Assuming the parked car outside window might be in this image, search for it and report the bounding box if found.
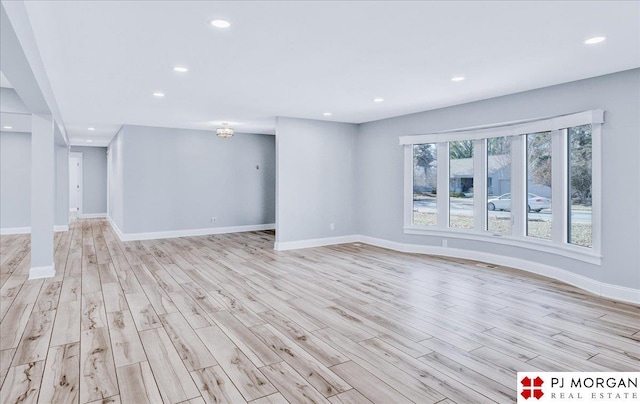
[487,193,550,212]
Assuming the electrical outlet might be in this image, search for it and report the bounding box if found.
[442,239,448,248]
[330,223,335,230]
[211,217,216,223]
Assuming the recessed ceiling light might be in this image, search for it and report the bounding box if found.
[373,98,384,102]
[153,92,165,97]
[451,76,465,82]
[173,66,188,73]
[323,112,332,116]
[88,127,95,131]
[86,139,93,143]
[210,19,231,28]
[3,126,12,129]
[584,36,606,45]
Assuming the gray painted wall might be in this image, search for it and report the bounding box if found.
[0,131,30,228]
[116,125,275,234]
[55,144,68,226]
[70,146,108,215]
[108,128,124,231]
[276,117,358,243]
[357,68,640,290]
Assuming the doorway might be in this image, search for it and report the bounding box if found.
[69,152,82,218]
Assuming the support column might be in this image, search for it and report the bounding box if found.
[29,113,55,279]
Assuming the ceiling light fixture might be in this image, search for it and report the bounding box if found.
[323,112,332,116]
[88,127,95,131]
[3,126,12,129]
[210,19,231,28]
[451,76,465,82]
[86,140,93,143]
[584,36,606,45]
[153,92,165,97]
[373,98,384,102]
[173,66,188,73]
[216,122,234,138]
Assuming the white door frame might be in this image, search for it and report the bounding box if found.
[69,152,83,216]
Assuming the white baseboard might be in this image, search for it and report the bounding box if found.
[29,263,55,280]
[79,213,107,219]
[274,235,359,251]
[270,233,639,305]
[107,216,126,240]
[107,218,275,242]
[600,283,640,304]
[357,236,406,253]
[0,226,31,235]
[1,226,69,235]
[100,216,640,304]
[357,235,639,305]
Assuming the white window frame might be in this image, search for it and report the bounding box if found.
[402,110,603,265]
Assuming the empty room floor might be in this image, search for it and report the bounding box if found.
[1,218,638,403]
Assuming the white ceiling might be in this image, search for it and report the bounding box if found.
[20,0,640,147]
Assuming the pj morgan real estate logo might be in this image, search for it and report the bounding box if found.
[517,372,639,403]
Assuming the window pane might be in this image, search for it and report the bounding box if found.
[568,125,592,247]
[449,141,474,229]
[413,144,437,226]
[487,137,511,234]
[526,132,552,239]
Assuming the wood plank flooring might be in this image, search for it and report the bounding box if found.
[1,218,639,403]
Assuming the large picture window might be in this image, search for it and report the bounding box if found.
[449,141,474,229]
[526,132,552,240]
[568,124,593,248]
[487,137,512,234]
[401,110,603,263]
[413,144,437,226]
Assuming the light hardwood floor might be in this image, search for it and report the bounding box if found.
[1,218,638,403]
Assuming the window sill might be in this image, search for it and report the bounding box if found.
[403,226,602,265]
